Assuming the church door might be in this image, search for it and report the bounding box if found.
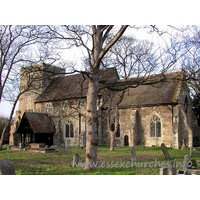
[124,135,129,146]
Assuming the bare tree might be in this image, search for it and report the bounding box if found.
[102,35,159,151]
[46,25,129,170]
[0,25,49,101]
[45,25,187,170]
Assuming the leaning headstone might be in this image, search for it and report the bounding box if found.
[181,139,187,150]
[66,139,70,149]
[161,143,171,160]
[160,167,168,175]
[130,147,137,162]
[0,159,15,175]
[72,153,80,167]
[183,155,190,171]
[169,161,176,175]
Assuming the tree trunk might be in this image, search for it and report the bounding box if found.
[84,72,99,170]
[0,125,9,150]
[84,25,128,170]
[0,93,20,150]
[107,104,119,152]
[110,132,115,151]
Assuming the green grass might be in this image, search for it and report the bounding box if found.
[0,146,199,175]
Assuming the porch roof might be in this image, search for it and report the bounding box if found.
[16,112,55,134]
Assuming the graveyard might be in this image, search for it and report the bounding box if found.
[0,145,200,175]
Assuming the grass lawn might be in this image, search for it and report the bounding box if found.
[0,146,199,175]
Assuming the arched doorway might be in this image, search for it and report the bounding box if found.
[124,135,129,146]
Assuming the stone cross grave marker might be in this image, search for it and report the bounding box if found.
[130,147,137,162]
[0,159,15,175]
[169,161,176,175]
[161,143,171,160]
[72,153,80,167]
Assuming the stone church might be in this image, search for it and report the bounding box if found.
[9,63,200,149]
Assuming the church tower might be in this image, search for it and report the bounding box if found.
[18,63,65,114]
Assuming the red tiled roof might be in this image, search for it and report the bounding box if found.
[16,112,55,134]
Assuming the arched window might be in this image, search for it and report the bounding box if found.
[70,123,74,137]
[150,115,161,137]
[111,122,120,138]
[65,122,74,138]
[65,124,69,138]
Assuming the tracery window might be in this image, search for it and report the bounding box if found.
[65,122,74,138]
[150,115,161,137]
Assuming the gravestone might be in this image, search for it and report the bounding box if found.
[181,139,187,150]
[0,159,15,175]
[72,153,80,167]
[130,147,137,162]
[19,142,24,149]
[80,131,86,147]
[80,135,86,147]
[169,161,176,175]
[190,147,193,157]
[183,155,190,171]
[161,143,171,160]
[66,139,70,149]
[160,167,168,175]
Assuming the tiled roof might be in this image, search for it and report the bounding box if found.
[104,71,183,108]
[35,67,119,102]
[16,112,55,134]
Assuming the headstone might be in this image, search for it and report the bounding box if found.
[161,143,171,160]
[66,139,70,149]
[184,170,188,175]
[183,155,190,171]
[130,147,137,162]
[19,142,24,149]
[80,132,86,147]
[169,161,176,175]
[160,167,168,175]
[190,147,193,157]
[72,153,80,167]
[181,139,187,150]
[0,159,15,175]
